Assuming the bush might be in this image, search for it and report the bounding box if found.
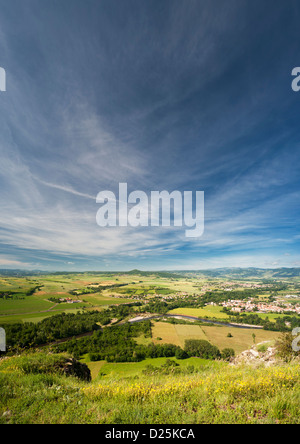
[221,348,235,361]
[184,340,221,360]
[2,352,91,381]
[257,344,268,353]
[276,332,299,362]
[175,348,189,360]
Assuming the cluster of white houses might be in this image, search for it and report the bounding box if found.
[221,299,300,315]
[219,282,273,290]
[59,297,82,304]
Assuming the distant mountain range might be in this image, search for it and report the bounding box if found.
[0,269,46,277]
[178,268,300,279]
[1,267,300,279]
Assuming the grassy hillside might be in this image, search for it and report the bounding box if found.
[1,351,300,424]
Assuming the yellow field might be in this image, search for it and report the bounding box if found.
[151,321,281,354]
[152,322,209,348]
[202,326,280,354]
[174,324,207,347]
[152,322,182,347]
[169,306,230,319]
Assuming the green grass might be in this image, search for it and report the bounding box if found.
[169,306,300,326]
[0,296,54,315]
[1,351,300,424]
[79,294,134,306]
[0,273,135,324]
[134,334,153,346]
[0,308,85,325]
[253,312,299,321]
[89,357,221,380]
[168,306,231,319]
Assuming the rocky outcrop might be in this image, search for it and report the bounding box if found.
[231,344,280,367]
[56,357,91,382]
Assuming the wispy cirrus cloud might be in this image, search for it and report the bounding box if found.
[0,0,300,270]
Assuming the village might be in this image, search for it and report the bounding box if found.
[218,282,274,291]
[221,297,300,315]
[58,297,83,304]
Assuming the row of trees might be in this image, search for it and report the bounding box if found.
[200,289,264,306]
[184,339,234,361]
[143,297,205,314]
[69,283,128,296]
[56,324,235,363]
[56,321,155,361]
[0,286,40,300]
[4,305,139,350]
[226,311,300,332]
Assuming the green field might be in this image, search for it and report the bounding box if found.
[84,357,223,381]
[168,306,230,319]
[0,308,85,325]
[0,296,54,315]
[1,270,300,424]
[0,274,136,324]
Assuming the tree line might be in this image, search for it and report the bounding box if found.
[4,305,139,350]
[225,311,300,332]
[55,322,234,363]
[0,286,40,300]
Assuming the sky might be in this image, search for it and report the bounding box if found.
[0,0,300,271]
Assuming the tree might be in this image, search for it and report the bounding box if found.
[276,332,299,362]
[221,348,235,361]
[175,348,188,360]
[184,340,221,360]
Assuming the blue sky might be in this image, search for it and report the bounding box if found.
[0,0,300,271]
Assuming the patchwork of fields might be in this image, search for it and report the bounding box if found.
[0,271,295,383]
[151,321,280,354]
[0,274,136,324]
[1,270,300,424]
[0,273,202,324]
[83,321,280,380]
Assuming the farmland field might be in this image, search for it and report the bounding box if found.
[83,357,225,380]
[0,296,54,315]
[201,325,280,354]
[0,308,86,324]
[174,324,207,347]
[152,322,182,347]
[0,271,298,356]
[0,274,136,324]
[168,306,230,319]
[150,321,280,354]
[0,269,299,426]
